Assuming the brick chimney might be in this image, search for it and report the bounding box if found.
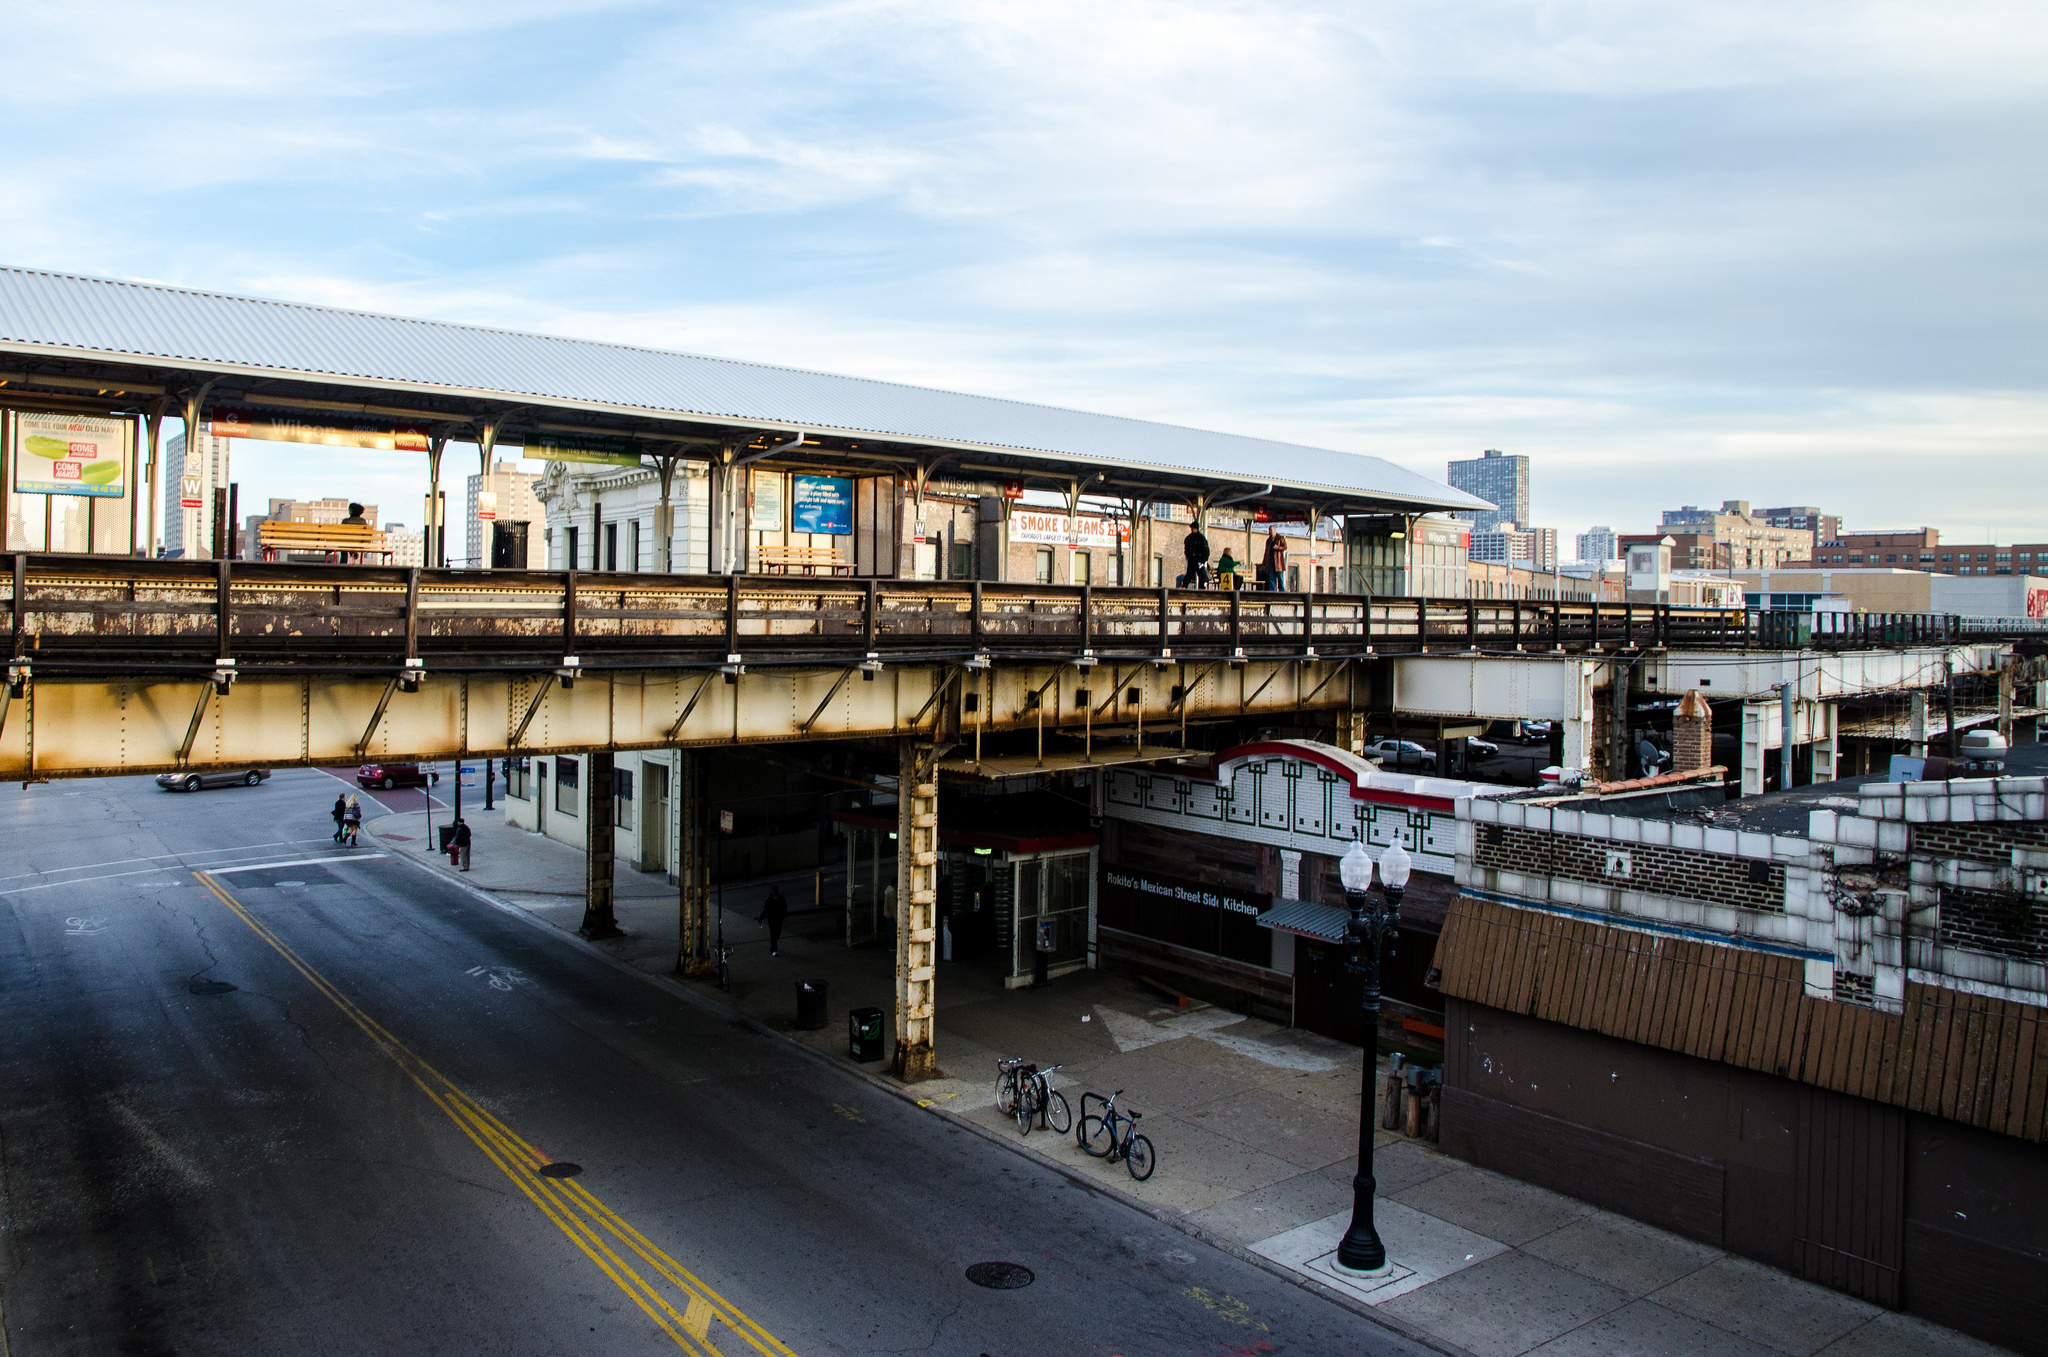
[1674,691,1713,772]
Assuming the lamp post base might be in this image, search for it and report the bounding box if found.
[1331,1257,1398,1279]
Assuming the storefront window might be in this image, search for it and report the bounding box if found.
[554,756,580,815]
[613,767,634,826]
[507,757,530,800]
[1012,851,1093,978]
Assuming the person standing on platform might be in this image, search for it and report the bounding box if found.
[1182,525,1210,588]
[1262,527,1288,592]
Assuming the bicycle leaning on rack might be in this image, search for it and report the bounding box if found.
[993,1058,1072,1137]
[1077,1089,1155,1180]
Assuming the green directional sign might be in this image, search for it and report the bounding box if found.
[523,433,643,467]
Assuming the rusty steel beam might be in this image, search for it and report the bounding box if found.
[894,741,939,1082]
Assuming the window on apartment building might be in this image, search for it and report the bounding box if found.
[629,520,641,572]
[2022,553,2035,562]
[507,757,530,800]
[1997,568,2012,576]
[566,526,579,571]
[613,767,634,826]
[1034,548,1052,584]
[1996,552,2011,561]
[604,523,618,572]
[1941,553,1952,562]
[1152,555,1164,587]
[1920,554,1936,562]
[1848,554,1863,562]
[1071,551,1091,585]
[1977,553,1990,562]
[554,757,580,816]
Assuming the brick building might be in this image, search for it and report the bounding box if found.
[1658,501,1815,569]
[1439,767,2048,1353]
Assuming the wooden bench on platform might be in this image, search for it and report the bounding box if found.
[258,520,393,563]
[754,544,851,576]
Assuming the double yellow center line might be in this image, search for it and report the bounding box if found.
[197,871,796,1357]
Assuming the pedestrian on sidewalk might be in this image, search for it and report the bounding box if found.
[331,792,347,843]
[757,885,788,956]
[452,819,472,872]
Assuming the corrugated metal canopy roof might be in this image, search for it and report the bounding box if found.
[1257,898,1353,943]
[0,266,1488,514]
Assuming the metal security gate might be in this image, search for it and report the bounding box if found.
[1794,1086,1905,1307]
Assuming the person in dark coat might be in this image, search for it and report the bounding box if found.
[1261,528,1288,591]
[1183,527,1210,588]
[757,885,789,956]
[332,793,348,842]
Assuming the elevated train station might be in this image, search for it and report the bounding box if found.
[0,266,2024,1080]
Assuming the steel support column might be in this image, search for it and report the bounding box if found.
[675,750,711,973]
[581,751,621,938]
[894,739,939,1082]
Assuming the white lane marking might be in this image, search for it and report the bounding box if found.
[64,916,109,935]
[0,838,340,883]
[1,852,379,896]
[206,855,385,875]
[467,965,530,991]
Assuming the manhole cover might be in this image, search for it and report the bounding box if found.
[538,1162,582,1179]
[965,1262,1034,1289]
[189,980,238,995]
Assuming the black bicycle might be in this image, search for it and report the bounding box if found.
[1078,1090,1155,1180]
[994,1059,1071,1137]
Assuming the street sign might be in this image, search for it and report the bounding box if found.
[180,474,204,509]
[477,490,498,522]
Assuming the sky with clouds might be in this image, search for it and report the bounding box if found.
[3,1,2043,549]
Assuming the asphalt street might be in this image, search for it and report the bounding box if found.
[0,768,1418,1357]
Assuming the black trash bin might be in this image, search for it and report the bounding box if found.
[437,824,458,851]
[796,979,829,1031]
[848,1006,884,1062]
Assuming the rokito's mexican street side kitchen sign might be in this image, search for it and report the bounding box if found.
[12,411,131,497]
[209,409,430,452]
[1098,868,1272,967]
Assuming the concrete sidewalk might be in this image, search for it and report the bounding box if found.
[373,807,2013,1357]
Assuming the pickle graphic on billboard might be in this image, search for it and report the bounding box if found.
[12,412,131,498]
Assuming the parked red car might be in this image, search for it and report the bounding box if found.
[357,763,440,790]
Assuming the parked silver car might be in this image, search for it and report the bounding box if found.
[156,768,271,792]
[1367,738,1437,772]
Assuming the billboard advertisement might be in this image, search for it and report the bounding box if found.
[210,408,429,452]
[521,433,643,467]
[790,475,852,535]
[1010,510,1129,549]
[12,411,131,497]
[749,470,784,529]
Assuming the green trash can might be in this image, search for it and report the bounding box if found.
[848,1006,884,1063]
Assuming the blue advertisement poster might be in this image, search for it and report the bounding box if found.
[790,475,853,536]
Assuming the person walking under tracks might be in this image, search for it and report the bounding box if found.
[757,885,789,957]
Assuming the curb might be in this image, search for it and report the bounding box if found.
[380,845,1471,1357]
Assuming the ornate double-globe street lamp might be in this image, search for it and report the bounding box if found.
[1335,837,1410,1274]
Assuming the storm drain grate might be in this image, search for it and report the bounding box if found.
[188,980,238,995]
[538,1162,582,1179]
[965,1262,1034,1289]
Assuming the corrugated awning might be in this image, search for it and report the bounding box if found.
[1258,898,1353,943]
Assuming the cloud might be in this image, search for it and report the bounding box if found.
[0,0,2039,546]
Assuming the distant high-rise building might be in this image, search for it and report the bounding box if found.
[160,430,232,559]
[1447,449,1529,533]
[382,523,425,569]
[1576,526,1619,562]
[465,461,546,569]
[1470,526,1558,572]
